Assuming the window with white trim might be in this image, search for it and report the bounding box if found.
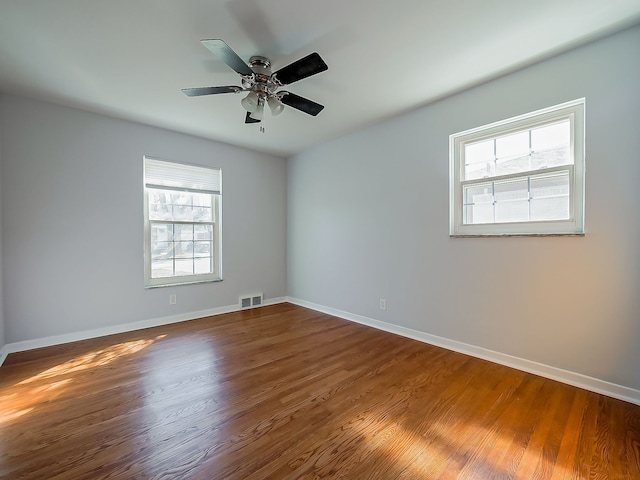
[450,99,585,236]
[144,157,222,287]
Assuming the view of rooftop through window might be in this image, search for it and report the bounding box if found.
[462,120,572,225]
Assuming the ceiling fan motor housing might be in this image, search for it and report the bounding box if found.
[244,56,280,99]
[248,56,272,76]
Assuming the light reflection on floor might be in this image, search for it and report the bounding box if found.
[136,335,222,475]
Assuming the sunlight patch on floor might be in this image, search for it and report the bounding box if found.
[356,406,531,478]
[357,406,570,479]
[0,335,166,425]
[18,335,166,385]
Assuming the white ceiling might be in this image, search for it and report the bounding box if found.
[1,1,639,157]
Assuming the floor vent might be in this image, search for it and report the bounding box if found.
[240,293,264,309]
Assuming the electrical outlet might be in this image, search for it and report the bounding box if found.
[379,298,387,311]
[169,294,177,305]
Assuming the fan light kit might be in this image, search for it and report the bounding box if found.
[182,39,328,125]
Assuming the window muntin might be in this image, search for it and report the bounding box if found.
[462,168,570,225]
[450,99,584,236]
[149,191,215,279]
[464,120,571,181]
[144,157,221,287]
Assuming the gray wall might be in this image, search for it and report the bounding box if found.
[0,95,4,349]
[288,25,640,390]
[1,95,287,343]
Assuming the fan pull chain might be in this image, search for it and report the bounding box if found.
[259,112,266,133]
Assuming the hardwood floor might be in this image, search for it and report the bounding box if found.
[1,303,639,479]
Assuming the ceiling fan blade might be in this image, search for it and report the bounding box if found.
[201,39,253,76]
[273,52,328,85]
[182,86,242,97]
[245,112,261,124]
[279,91,325,116]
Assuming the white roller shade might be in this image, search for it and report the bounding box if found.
[144,156,221,194]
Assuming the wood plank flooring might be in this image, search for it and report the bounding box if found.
[1,303,639,479]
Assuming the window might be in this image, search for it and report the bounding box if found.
[143,157,222,287]
[449,99,585,236]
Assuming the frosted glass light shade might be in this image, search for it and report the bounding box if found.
[241,92,259,112]
[249,101,264,120]
[267,97,285,116]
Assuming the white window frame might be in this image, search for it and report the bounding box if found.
[143,156,222,288]
[449,99,585,236]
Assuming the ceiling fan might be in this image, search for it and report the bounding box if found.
[182,39,328,124]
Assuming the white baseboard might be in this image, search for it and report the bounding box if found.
[0,347,8,367]
[3,296,638,406]
[0,297,287,367]
[287,297,640,406]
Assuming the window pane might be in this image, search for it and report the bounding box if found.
[174,241,193,259]
[464,139,494,180]
[493,178,529,223]
[494,178,528,202]
[149,192,173,221]
[172,207,193,222]
[151,241,173,261]
[531,148,570,170]
[192,193,213,213]
[530,171,569,198]
[462,170,570,226]
[149,189,214,222]
[464,183,493,205]
[171,192,195,222]
[463,122,572,182]
[193,206,213,222]
[496,131,529,160]
[151,259,173,278]
[495,200,529,223]
[530,171,570,221]
[495,154,531,177]
[193,224,213,239]
[463,183,494,224]
[151,223,173,243]
[194,241,211,258]
[464,203,494,224]
[531,121,571,169]
[194,257,213,274]
[148,221,216,277]
[530,197,569,221]
[531,121,570,150]
[174,224,194,241]
[174,259,194,276]
[169,192,183,204]
[492,130,530,178]
[466,139,494,163]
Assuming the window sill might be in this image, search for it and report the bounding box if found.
[450,233,585,238]
[145,277,223,289]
